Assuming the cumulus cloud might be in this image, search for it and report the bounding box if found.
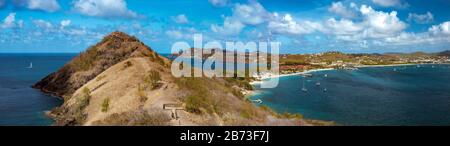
[359,5,406,38]
[211,17,245,36]
[383,22,450,46]
[325,6,448,48]
[165,28,196,39]
[208,0,229,7]
[268,13,323,35]
[1,13,23,29]
[232,2,271,25]
[372,0,407,7]
[319,4,408,45]
[12,0,60,12]
[1,13,16,28]
[429,21,450,36]
[325,18,363,35]
[165,30,184,39]
[60,20,71,28]
[211,1,274,36]
[328,2,357,18]
[408,12,434,24]
[33,19,53,30]
[27,0,60,12]
[172,14,189,24]
[73,0,139,18]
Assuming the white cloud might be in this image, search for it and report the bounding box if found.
[359,5,406,38]
[325,18,363,35]
[328,2,357,18]
[232,2,270,25]
[1,13,23,29]
[165,28,196,39]
[1,13,16,29]
[408,12,434,24]
[372,0,407,7]
[383,23,450,46]
[429,21,450,36]
[208,0,229,7]
[11,0,60,12]
[268,13,323,35]
[73,0,139,18]
[165,30,184,39]
[321,4,408,44]
[60,20,71,28]
[172,14,189,24]
[211,1,273,36]
[211,17,245,36]
[27,0,60,12]
[33,19,53,29]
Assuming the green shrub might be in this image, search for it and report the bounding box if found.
[240,110,251,119]
[101,98,110,113]
[71,47,99,71]
[144,70,162,90]
[137,84,147,103]
[175,78,213,114]
[122,61,133,69]
[185,95,210,114]
[279,112,303,119]
[72,87,91,124]
[79,87,91,109]
[93,109,171,126]
[95,75,106,82]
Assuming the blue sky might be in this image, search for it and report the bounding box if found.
[0,0,449,54]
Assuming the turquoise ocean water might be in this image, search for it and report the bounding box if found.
[251,64,450,126]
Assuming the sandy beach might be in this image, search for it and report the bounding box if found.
[250,63,438,84]
[250,68,335,85]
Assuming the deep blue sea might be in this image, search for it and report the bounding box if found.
[251,64,450,126]
[0,54,76,126]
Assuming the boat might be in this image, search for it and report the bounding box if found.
[393,68,397,71]
[324,74,328,78]
[301,77,308,92]
[252,99,262,104]
[323,88,327,92]
[316,82,321,86]
[26,62,33,69]
[302,88,308,92]
[302,73,313,77]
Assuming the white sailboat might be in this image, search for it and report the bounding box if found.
[252,99,263,104]
[301,77,307,92]
[26,62,33,69]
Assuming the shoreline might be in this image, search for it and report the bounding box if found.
[250,63,445,85]
[243,63,448,125]
[245,63,447,97]
[249,68,335,85]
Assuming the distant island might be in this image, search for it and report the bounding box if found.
[276,51,450,75]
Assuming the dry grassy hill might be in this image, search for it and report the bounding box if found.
[35,31,332,126]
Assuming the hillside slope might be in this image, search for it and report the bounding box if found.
[33,31,159,98]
